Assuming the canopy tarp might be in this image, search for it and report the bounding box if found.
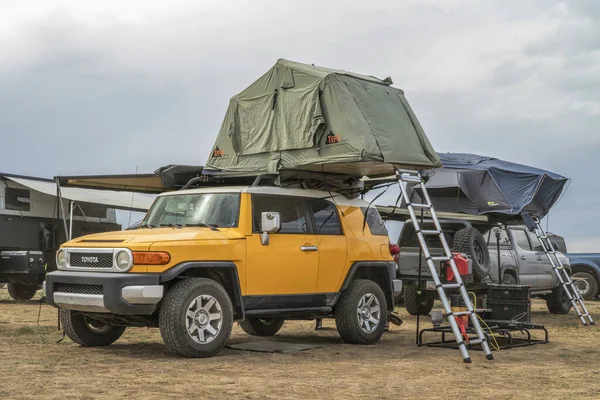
[205,59,441,177]
[8,177,156,212]
[410,153,569,220]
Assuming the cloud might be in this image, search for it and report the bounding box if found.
[1,0,599,248]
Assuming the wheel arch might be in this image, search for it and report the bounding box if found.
[570,261,600,283]
[340,262,395,310]
[160,262,244,320]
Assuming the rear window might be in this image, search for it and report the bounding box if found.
[399,221,448,248]
[361,207,388,236]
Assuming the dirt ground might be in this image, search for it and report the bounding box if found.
[0,288,598,400]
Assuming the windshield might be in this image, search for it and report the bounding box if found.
[142,193,240,228]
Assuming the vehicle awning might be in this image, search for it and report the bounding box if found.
[56,174,165,193]
[7,177,155,212]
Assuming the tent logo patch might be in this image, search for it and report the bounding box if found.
[212,146,225,157]
[326,131,341,145]
[487,201,500,207]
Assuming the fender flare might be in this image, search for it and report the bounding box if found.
[160,261,244,319]
[340,261,396,310]
[569,260,600,283]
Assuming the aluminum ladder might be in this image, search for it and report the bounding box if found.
[397,169,494,363]
[527,216,594,326]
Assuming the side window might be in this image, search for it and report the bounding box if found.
[253,195,311,234]
[309,199,342,235]
[361,207,388,236]
[5,188,31,212]
[512,230,532,251]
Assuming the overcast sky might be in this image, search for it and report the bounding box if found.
[1,0,599,251]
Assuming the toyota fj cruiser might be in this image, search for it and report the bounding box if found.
[44,186,401,357]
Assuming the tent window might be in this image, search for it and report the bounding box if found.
[5,188,31,211]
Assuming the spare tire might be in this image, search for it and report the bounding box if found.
[453,227,491,283]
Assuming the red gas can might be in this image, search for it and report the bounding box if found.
[445,252,473,282]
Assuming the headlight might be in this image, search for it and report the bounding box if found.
[56,250,67,269]
[115,250,133,271]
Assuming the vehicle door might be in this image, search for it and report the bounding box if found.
[508,228,539,287]
[528,231,556,289]
[308,198,347,293]
[246,195,319,298]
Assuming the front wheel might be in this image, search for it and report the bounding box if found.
[7,283,38,301]
[159,278,233,358]
[239,318,284,336]
[335,279,387,345]
[60,310,126,346]
[546,285,572,314]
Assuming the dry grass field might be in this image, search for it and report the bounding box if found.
[0,287,598,400]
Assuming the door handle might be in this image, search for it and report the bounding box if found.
[537,256,543,261]
[301,245,318,252]
[520,256,526,260]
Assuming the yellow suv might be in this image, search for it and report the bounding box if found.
[45,185,401,357]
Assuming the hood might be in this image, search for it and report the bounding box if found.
[65,227,244,247]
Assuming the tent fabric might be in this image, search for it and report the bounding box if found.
[205,59,441,177]
[411,153,568,220]
[7,177,156,212]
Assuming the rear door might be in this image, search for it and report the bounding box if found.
[308,199,347,293]
[528,231,555,289]
[508,228,539,287]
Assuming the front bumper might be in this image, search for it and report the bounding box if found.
[44,271,163,315]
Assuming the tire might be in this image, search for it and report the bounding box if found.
[159,278,233,358]
[239,318,284,336]
[572,271,599,300]
[7,283,38,300]
[453,227,491,282]
[60,309,126,346]
[403,285,435,316]
[502,272,517,285]
[335,279,387,345]
[546,285,573,314]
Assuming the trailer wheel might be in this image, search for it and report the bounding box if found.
[453,228,491,283]
[61,310,126,346]
[7,283,38,301]
[403,285,435,315]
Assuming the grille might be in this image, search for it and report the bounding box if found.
[69,253,113,269]
[54,283,103,295]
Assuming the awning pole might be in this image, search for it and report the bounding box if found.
[56,181,69,242]
[69,201,74,241]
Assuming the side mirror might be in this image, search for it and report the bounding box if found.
[260,212,281,245]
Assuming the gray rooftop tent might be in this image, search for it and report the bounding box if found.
[409,153,569,221]
[204,59,441,179]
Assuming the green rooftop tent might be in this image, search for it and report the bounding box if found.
[205,59,441,178]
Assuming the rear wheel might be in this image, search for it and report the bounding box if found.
[7,283,38,301]
[159,278,233,358]
[61,310,126,346]
[403,285,435,316]
[239,318,284,336]
[572,271,599,300]
[502,272,517,285]
[335,279,387,345]
[546,285,572,314]
[453,228,490,282]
